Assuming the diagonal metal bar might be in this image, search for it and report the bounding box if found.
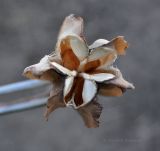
[0,80,50,115]
[0,80,48,95]
[0,97,47,115]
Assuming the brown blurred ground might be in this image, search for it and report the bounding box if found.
[0,0,160,151]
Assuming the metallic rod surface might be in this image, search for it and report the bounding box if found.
[0,98,47,115]
[0,80,48,95]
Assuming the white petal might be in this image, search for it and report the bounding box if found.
[69,36,88,61]
[23,55,50,76]
[109,76,135,89]
[33,55,50,74]
[80,73,115,82]
[88,47,114,61]
[82,80,97,106]
[64,76,74,97]
[50,62,77,76]
[91,73,115,82]
[58,14,84,40]
[89,39,109,49]
[55,14,85,58]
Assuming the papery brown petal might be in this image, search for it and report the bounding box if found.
[98,84,123,97]
[44,79,65,120]
[60,37,80,70]
[83,60,100,72]
[39,70,61,81]
[77,99,102,128]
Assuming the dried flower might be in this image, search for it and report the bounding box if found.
[23,14,134,128]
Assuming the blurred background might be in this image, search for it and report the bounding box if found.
[0,0,159,150]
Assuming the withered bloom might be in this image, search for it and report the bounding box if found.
[23,14,134,128]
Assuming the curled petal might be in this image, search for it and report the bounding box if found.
[23,55,60,81]
[89,39,109,49]
[69,36,88,61]
[89,36,128,55]
[55,14,88,66]
[84,36,128,71]
[105,67,135,89]
[109,76,135,89]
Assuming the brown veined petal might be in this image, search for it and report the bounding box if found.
[23,55,61,82]
[77,99,103,128]
[83,50,117,72]
[98,84,123,97]
[60,36,80,70]
[60,35,88,70]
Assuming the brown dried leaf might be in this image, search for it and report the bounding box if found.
[77,99,102,128]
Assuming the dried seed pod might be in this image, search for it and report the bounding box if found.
[23,14,134,128]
